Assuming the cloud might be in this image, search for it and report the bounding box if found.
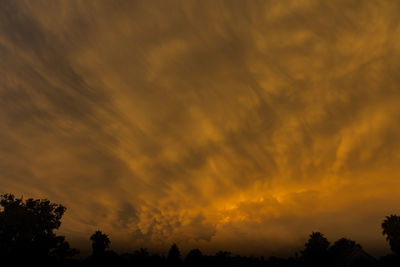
[1,0,400,257]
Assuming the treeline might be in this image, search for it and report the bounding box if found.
[1,193,399,267]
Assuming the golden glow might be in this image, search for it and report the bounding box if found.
[1,0,400,257]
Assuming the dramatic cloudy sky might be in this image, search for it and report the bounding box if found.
[1,0,400,257]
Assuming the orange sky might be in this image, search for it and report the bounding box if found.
[1,0,400,257]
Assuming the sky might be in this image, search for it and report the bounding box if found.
[1,0,400,257]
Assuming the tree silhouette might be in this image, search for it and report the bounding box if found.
[330,238,362,263]
[90,230,110,256]
[167,243,182,267]
[215,251,232,267]
[185,248,203,267]
[0,193,78,263]
[382,214,400,255]
[301,232,331,266]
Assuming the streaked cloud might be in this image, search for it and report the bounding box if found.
[1,0,400,256]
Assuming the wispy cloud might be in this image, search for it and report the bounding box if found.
[1,0,400,256]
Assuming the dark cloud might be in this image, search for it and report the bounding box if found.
[1,0,400,257]
[115,202,140,229]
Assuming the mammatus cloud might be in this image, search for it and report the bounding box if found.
[1,0,400,256]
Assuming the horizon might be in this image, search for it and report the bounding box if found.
[1,0,400,259]
[0,193,394,259]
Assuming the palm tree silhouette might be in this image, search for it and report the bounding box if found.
[301,232,331,266]
[382,215,400,255]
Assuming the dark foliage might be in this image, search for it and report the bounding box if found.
[0,192,399,267]
[300,231,331,266]
[167,243,183,267]
[382,215,400,255]
[330,238,362,263]
[185,249,204,267]
[0,193,78,264]
[90,230,110,256]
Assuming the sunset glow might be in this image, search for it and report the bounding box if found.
[1,0,400,257]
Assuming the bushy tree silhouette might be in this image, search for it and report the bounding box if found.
[185,248,203,267]
[330,238,362,264]
[4,192,399,266]
[0,193,78,263]
[301,232,331,266]
[90,230,110,256]
[382,215,400,255]
[167,243,182,267]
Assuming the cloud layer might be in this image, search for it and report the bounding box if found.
[1,0,400,256]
